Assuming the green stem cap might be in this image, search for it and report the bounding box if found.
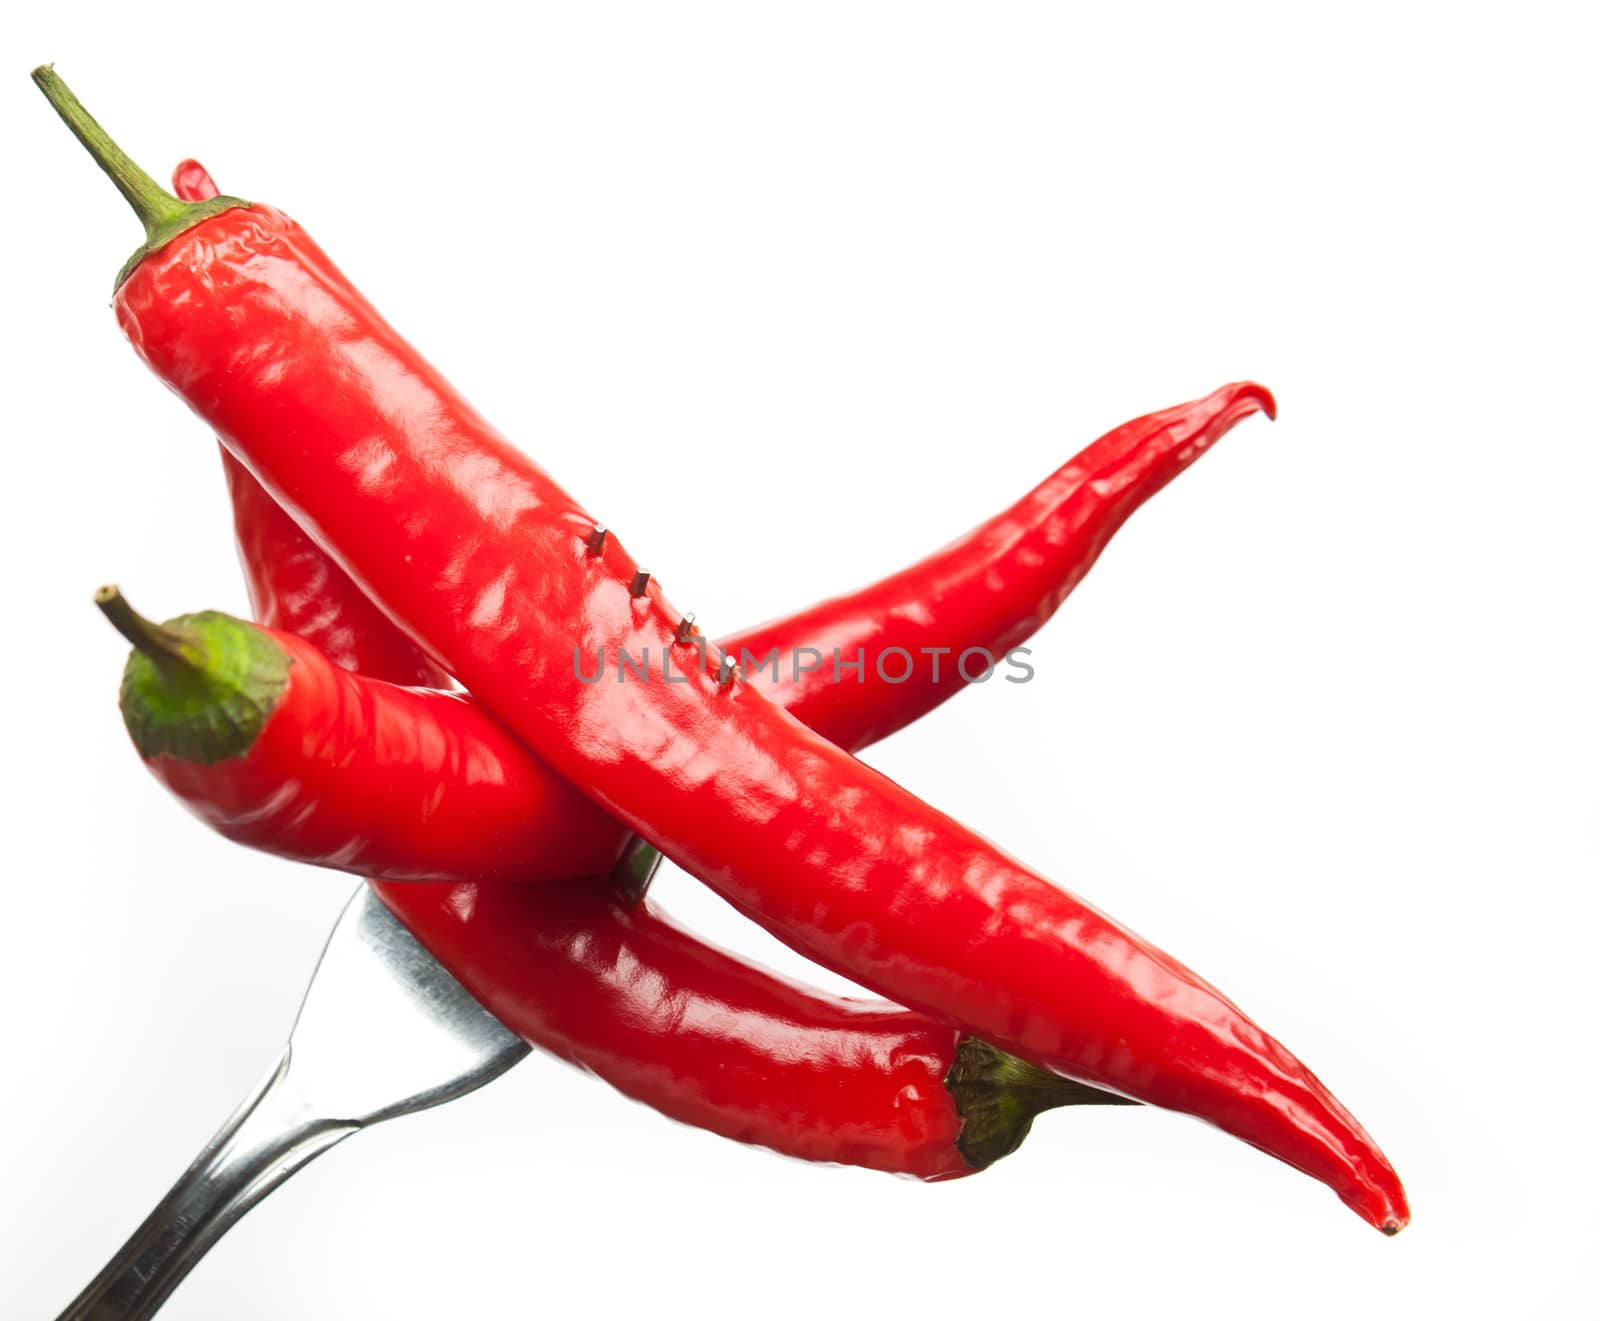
[947,1037,1139,1172]
[31,65,249,290]
[96,586,291,765]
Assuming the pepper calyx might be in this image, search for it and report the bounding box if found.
[946,1036,1138,1171]
[96,586,290,765]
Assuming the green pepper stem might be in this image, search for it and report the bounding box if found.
[31,65,249,290]
[31,66,187,237]
[94,585,203,675]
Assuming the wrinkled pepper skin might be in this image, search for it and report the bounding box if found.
[113,203,1403,1231]
[371,875,974,1178]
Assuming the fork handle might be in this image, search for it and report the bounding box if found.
[58,1046,356,1320]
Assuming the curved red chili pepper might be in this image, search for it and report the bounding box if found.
[43,74,1405,1230]
[717,389,1276,749]
[123,616,632,883]
[166,149,1280,887]
[171,159,1279,889]
[370,874,1128,1179]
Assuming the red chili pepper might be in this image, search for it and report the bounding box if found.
[97,586,629,882]
[100,586,1130,1176]
[373,875,1133,1177]
[166,155,1278,889]
[42,71,1406,1230]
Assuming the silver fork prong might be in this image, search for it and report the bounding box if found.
[57,885,531,1321]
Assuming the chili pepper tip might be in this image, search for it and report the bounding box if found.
[1230,381,1276,422]
[172,158,219,202]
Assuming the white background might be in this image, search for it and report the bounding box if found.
[2,3,1596,1317]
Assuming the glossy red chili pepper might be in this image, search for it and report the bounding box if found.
[42,71,1406,1230]
[372,874,1131,1177]
[157,158,1273,890]
[98,588,629,883]
[102,589,1130,1176]
[172,152,1280,891]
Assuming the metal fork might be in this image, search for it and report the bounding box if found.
[57,884,532,1320]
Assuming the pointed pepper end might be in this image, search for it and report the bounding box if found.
[1341,1171,1409,1236]
[172,158,220,203]
[1234,380,1277,422]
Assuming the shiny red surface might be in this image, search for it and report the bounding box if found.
[221,447,446,687]
[145,628,630,884]
[373,876,970,1178]
[176,164,446,690]
[116,200,1406,1230]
